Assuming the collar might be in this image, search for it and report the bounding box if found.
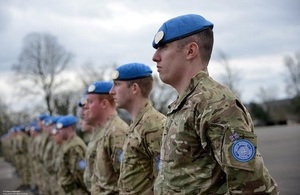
[167,69,209,114]
[129,101,153,130]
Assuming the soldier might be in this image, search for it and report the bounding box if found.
[27,121,41,194]
[43,115,63,195]
[35,113,50,195]
[83,81,128,194]
[52,115,88,195]
[78,95,93,145]
[110,62,166,194]
[13,125,31,190]
[151,14,279,194]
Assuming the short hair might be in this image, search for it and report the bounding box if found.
[126,76,153,98]
[177,28,214,66]
[97,94,115,107]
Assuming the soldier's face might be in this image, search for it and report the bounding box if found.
[84,94,103,126]
[152,41,187,87]
[53,133,62,144]
[110,80,132,110]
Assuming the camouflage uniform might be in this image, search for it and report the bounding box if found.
[119,102,166,194]
[154,70,279,194]
[92,114,128,194]
[57,134,88,195]
[13,131,30,187]
[44,138,64,195]
[31,132,43,192]
[82,131,93,145]
[84,126,101,192]
[37,131,50,194]
[27,134,36,189]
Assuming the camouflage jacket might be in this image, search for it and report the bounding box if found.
[92,114,128,195]
[57,134,88,195]
[119,102,166,195]
[154,70,279,194]
[84,126,102,192]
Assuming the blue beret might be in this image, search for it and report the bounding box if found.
[31,124,41,132]
[55,115,77,130]
[39,113,49,121]
[16,125,26,132]
[86,81,113,94]
[42,116,60,126]
[112,63,152,80]
[152,14,214,49]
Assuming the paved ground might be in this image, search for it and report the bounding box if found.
[0,158,33,195]
[255,124,300,195]
[0,124,299,194]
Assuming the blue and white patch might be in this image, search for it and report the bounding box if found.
[156,156,160,171]
[118,150,123,163]
[78,159,86,170]
[231,139,255,162]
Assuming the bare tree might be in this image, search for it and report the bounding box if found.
[12,32,73,114]
[151,75,177,114]
[53,90,79,116]
[218,50,242,98]
[0,98,13,135]
[256,86,277,116]
[77,62,118,89]
[284,53,300,116]
[284,53,300,97]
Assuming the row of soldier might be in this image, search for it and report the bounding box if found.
[1,62,165,195]
[1,14,279,194]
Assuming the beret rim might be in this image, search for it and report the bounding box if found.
[153,26,213,49]
[114,74,152,81]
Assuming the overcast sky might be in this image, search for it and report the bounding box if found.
[0,0,299,111]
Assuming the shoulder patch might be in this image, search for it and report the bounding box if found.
[118,150,123,163]
[78,159,86,170]
[231,139,255,162]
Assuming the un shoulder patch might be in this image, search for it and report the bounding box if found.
[231,139,255,162]
[78,159,86,170]
[118,150,123,163]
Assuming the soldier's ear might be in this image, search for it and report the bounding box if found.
[186,42,199,60]
[131,83,140,95]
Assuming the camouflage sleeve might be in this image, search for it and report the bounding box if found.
[68,145,86,187]
[108,128,125,176]
[203,100,278,193]
[43,141,55,173]
[58,145,85,190]
[144,120,165,175]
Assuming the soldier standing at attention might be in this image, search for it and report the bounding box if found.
[13,125,30,190]
[78,95,93,145]
[151,14,279,194]
[110,63,166,194]
[52,115,89,195]
[36,113,50,195]
[27,121,42,194]
[83,81,128,194]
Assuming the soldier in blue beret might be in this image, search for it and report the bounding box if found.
[83,81,128,194]
[13,123,31,191]
[35,113,54,195]
[110,62,166,194]
[152,14,279,194]
[42,115,64,195]
[77,94,93,145]
[52,115,89,194]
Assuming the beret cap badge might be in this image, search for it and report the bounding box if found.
[88,84,96,93]
[111,70,119,80]
[56,123,63,129]
[154,31,164,44]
